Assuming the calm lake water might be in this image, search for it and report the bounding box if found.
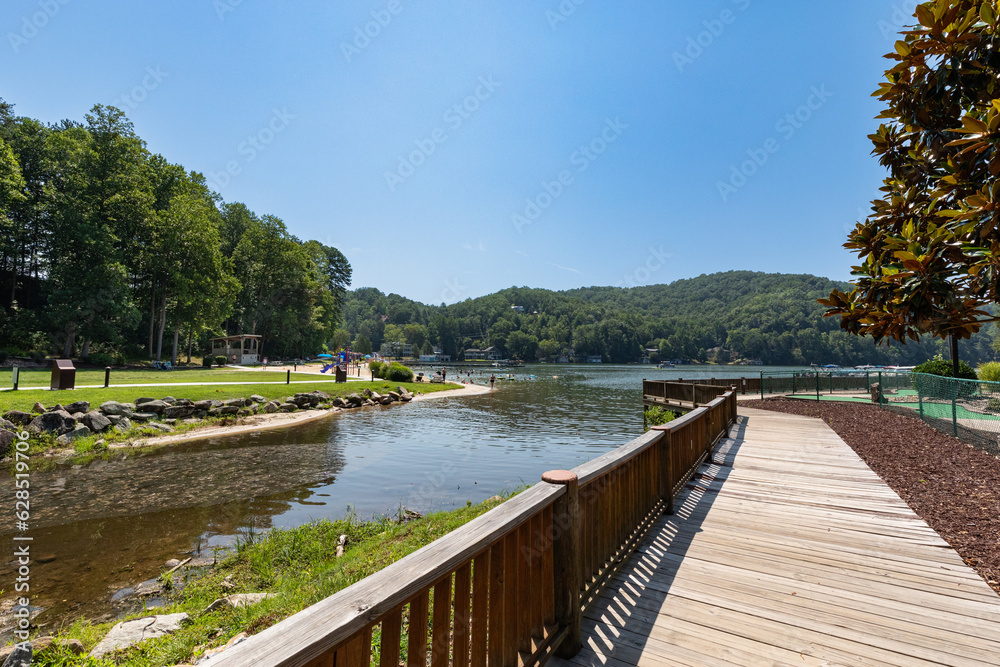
[1,364,800,630]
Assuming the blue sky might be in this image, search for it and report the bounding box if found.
[0,0,917,304]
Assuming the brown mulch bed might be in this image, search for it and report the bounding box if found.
[743,398,1000,595]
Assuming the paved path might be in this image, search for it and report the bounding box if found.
[553,407,1000,666]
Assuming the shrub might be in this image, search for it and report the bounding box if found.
[914,354,977,379]
[914,354,977,398]
[215,355,227,366]
[385,362,414,382]
[368,361,386,378]
[978,361,1000,383]
[88,352,114,367]
[644,406,676,431]
[202,356,214,368]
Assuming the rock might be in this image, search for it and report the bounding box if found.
[174,398,193,407]
[379,396,392,405]
[56,423,92,445]
[250,394,266,403]
[83,411,112,433]
[131,412,158,423]
[106,414,123,425]
[278,403,297,412]
[332,397,347,408]
[145,422,173,433]
[135,397,157,405]
[0,430,14,454]
[28,410,76,435]
[370,392,382,401]
[0,418,15,431]
[262,401,280,414]
[134,579,163,596]
[400,393,412,402]
[193,400,213,410]
[31,402,45,414]
[194,631,248,663]
[64,400,90,414]
[222,398,247,408]
[164,558,181,568]
[4,411,32,426]
[47,404,65,412]
[388,391,401,401]
[70,412,86,421]
[138,400,169,414]
[364,399,376,406]
[220,575,235,590]
[113,417,133,434]
[346,393,363,405]
[193,410,207,419]
[1,642,30,666]
[163,405,194,419]
[100,401,133,418]
[89,613,189,658]
[362,388,373,398]
[237,408,251,417]
[160,396,177,404]
[202,593,273,614]
[32,636,84,657]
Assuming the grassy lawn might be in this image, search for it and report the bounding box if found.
[33,494,513,666]
[3,367,327,389]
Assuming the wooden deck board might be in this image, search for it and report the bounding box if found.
[550,408,1000,666]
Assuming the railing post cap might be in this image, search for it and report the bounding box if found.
[542,469,578,485]
[650,424,672,432]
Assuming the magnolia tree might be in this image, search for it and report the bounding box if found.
[821,0,1000,373]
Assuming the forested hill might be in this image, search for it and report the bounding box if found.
[340,272,996,366]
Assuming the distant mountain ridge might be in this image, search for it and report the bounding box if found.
[339,271,994,365]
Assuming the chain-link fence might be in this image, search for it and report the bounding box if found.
[759,370,913,398]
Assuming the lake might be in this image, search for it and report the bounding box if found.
[0,364,799,631]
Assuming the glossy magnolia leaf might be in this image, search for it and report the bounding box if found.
[982,2,996,25]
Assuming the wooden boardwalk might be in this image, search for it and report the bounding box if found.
[552,408,1000,666]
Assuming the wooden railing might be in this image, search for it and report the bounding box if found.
[214,392,738,667]
[645,377,761,395]
[643,380,734,406]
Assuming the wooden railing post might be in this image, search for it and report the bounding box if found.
[651,426,673,515]
[542,470,582,658]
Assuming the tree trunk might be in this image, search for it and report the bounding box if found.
[950,334,960,377]
[81,338,90,358]
[186,327,194,363]
[171,327,179,366]
[62,323,75,358]
[155,291,167,362]
[147,286,157,359]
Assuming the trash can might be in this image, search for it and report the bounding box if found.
[335,366,347,383]
[51,359,76,390]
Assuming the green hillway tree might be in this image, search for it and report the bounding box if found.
[822,0,1000,373]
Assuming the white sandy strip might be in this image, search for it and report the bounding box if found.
[115,382,492,450]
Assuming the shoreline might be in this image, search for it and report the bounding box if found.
[111,381,492,450]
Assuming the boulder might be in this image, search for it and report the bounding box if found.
[279,403,298,412]
[113,417,133,433]
[379,396,393,405]
[55,423,92,445]
[388,391,401,401]
[193,400,213,410]
[364,399,376,406]
[173,399,193,407]
[4,411,32,426]
[222,398,247,408]
[64,400,90,414]
[250,394,266,403]
[131,412,158,423]
[47,404,65,412]
[135,397,157,405]
[83,411,112,433]
[193,410,207,419]
[163,405,194,419]
[332,397,347,408]
[70,412,86,421]
[138,400,169,414]
[0,418,16,431]
[88,613,189,658]
[100,401,133,418]
[160,396,177,404]
[218,405,239,415]
[144,422,173,433]
[362,388,373,398]
[0,430,15,455]
[202,592,273,614]
[370,392,382,401]
[0,642,30,666]
[310,390,330,400]
[262,401,280,414]
[31,402,45,414]
[28,410,76,435]
[346,393,363,406]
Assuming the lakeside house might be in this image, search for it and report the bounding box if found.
[420,347,451,362]
[465,346,503,361]
[210,334,262,364]
[380,342,413,358]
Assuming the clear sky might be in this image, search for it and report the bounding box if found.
[0,0,916,304]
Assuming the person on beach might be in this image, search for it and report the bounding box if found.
[262,357,268,369]
[490,374,495,390]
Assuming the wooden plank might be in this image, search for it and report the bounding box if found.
[430,576,451,667]
[378,608,402,667]
[487,542,505,666]
[453,563,471,667]
[503,528,518,666]
[407,591,429,667]
[470,550,490,667]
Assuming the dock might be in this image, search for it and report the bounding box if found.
[551,408,1000,666]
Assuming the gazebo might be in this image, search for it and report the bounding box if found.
[210,334,263,365]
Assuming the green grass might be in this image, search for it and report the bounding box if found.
[3,368,327,389]
[31,494,515,667]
